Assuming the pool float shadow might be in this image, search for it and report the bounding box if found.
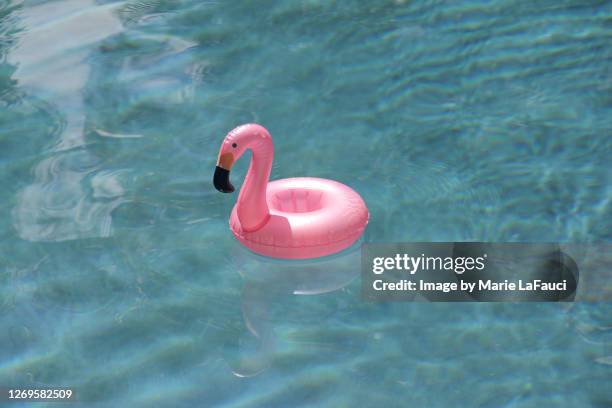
[222,239,361,377]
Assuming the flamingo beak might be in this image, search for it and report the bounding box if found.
[214,152,235,193]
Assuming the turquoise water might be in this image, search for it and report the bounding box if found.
[1,0,611,406]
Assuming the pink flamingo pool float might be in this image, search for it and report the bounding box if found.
[213,124,369,259]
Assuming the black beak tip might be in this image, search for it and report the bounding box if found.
[213,166,235,193]
[219,185,235,193]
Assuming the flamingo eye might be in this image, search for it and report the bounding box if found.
[232,143,237,148]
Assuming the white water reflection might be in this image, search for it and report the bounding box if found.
[9,0,202,242]
[227,241,360,377]
[9,0,125,149]
[13,151,127,241]
[9,0,127,241]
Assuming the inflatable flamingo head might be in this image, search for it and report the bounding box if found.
[213,124,272,193]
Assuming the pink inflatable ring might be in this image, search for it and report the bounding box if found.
[213,124,369,259]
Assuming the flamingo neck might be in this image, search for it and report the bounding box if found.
[236,137,273,231]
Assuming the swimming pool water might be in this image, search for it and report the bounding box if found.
[0,0,611,407]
